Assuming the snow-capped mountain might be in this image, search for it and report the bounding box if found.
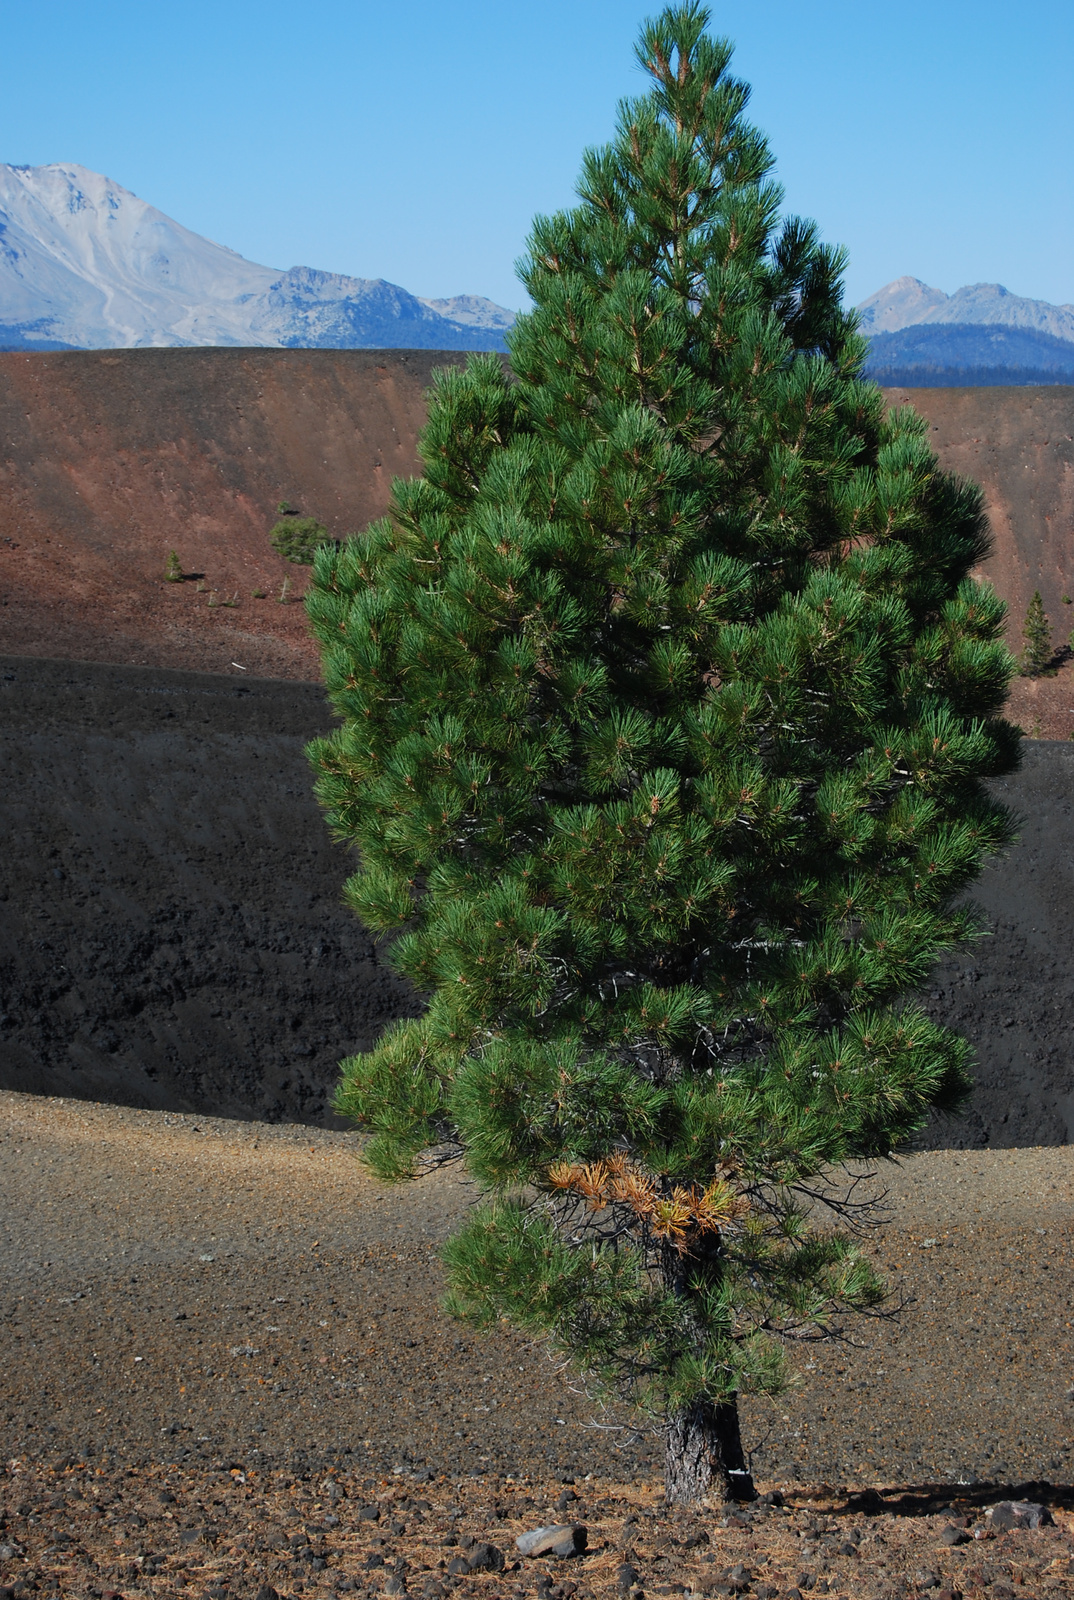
[0,163,515,352]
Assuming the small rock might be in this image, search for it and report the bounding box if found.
[0,1549,17,1562]
[382,1580,406,1597]
[935,1589,962,1600]
[727,1568,751,1592]
[913,1572,941,1591]
[358,1505,381,1522]
[759,1489,784,1507]
[754,1586,779,1600]
[458,1544,504,1573]
[939,1524,971,1546]
[365,1554,386,1570]
[516,1524,588,1559]
[986,1499,1054,1531]
[616,1564,639,1593]
[445,1558,470,1576]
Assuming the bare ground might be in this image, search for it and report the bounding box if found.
[2,1091,1074,1599]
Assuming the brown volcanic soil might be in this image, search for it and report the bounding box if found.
[1,353,1072,727]
[888,386,1074,741]
[0,349,466,680]
[2,1089,1074,1600]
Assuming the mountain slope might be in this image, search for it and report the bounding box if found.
[856,276,949,335]
[865,323,1074,386]
[0,163,278,347]
[0,162,515,352]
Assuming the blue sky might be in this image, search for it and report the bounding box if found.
[2,0,1071,312]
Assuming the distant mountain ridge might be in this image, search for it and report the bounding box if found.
[857,276,1074,385]
[0,162,515,352]
[857,276,1074,342]
[2,165,1070,381]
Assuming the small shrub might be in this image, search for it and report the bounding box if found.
[164,550,183,583]
[270,515,330,566]
[253,589,267,599]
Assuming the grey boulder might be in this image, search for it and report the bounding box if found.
[516,1524,589,1559]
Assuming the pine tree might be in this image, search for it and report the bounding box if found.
[306,4,1018,1503]
[1020,590,1052,676]
[164,549,183,582]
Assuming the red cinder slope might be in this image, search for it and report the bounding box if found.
[890,386,1074,737]
[1,356,1072,725]
[0,347,465,678]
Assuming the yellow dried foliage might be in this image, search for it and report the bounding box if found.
[544,1157,748,1251]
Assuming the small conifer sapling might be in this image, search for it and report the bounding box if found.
[1020,590,1052,676]
[164,549,183,582]
[306,4,1018,1503]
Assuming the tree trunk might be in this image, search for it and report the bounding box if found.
[664,1397,756,1505]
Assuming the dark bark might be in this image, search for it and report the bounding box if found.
[664,1397,757,1505]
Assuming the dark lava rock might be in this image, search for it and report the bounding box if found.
[986,1499,1054,1530]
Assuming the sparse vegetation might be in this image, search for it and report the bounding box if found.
[270,508,331,566]
[1020,590,1053,675]
[164,550,183,583]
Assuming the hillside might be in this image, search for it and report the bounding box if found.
[0,346,462,678]
[1,350,1072,730]
[866,323,1074,387]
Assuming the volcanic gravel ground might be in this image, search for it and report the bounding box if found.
[3,1460,1074,1600]
[3,1092,1074,1495]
